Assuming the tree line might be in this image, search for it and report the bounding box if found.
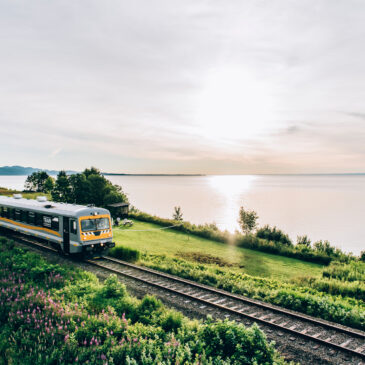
[24,167,128,208]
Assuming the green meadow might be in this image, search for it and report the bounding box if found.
[113,220,323,281]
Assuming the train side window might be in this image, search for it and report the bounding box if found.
[21,210,27,222]
[3,207,8,218]
[10,208,15,220]
[35,213,43,226]
[70,219,77,234]
[43,215,52,228]
[28,212,35,225]
[51,217,59,231]
[0,207,3,217]
[15,209,21,221]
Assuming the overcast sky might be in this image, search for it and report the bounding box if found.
[1,0,365,174]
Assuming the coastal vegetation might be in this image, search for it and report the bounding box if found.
[112,221,365,330]
[128,210,356,265]
[0,237,288,365]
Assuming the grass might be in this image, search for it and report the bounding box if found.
[113,220,323,281]
[0,186,50,200]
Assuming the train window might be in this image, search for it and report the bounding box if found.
[28,212,35,225]
[21,210,27,222]
[9,208,14,220]
[70,219,77,234]
[15,209,21,221]
[43,215,52,228]
[36,213,43,226]
[3,207,8,218]
[0,207,3,217]
[51,217,59,231]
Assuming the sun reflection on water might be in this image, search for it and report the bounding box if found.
[207,175,258,233]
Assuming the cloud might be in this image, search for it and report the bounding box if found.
[0,1,365,173]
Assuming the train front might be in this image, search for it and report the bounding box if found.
[78,210,115,256]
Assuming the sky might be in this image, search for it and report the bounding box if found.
[1,0,365,174]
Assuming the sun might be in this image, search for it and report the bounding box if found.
[194,67,277,142]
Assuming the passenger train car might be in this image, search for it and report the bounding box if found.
[0,194,115,256]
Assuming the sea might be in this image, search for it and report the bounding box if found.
[1,174,364,255]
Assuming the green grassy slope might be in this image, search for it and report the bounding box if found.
[113,220,323,281]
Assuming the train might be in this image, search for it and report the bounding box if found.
[0,194,115,256]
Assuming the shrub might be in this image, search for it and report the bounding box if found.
[256,225,292,246]
[102,274,127,298]
[109,246,141,262]
[322,261,365,282]
[161,311,184,332]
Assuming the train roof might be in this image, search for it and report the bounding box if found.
[0,195,110,217]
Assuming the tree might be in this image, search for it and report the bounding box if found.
[51,167,128,208]
[297,235,311,247]
[360,251,365,262]
[24,171,51,192]
[172,206,183,222]
[238,206,258,235]
[44,176,55,193]
[51,171,72,202]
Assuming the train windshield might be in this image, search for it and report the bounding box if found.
[96,218,110,230]
[81,218,110,232]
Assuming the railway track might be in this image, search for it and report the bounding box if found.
[8,234,365,363]
[88,256,365,362]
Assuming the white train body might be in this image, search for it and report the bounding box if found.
[0,195,114,255]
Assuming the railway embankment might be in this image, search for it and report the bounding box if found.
[7,235,365,364]
[0,236,291,365]
[111,220,365,332]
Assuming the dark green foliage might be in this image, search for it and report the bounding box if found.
[235,234,332,265]
[256,225,292,246]
[51,170,72,202]
[361,251,365,262]
[101,274,127,298]
[161,311,184,332]
[109,245,141,262]
[200,319,275,364]
[51,167,128,208]
[24,171,54,192]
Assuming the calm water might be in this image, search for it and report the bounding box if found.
[1,174,364,254]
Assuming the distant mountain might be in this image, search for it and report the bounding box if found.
[0,166,76,176]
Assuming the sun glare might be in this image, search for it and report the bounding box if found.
[195,68,277,142]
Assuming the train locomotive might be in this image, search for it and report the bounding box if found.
[0,194,115,256]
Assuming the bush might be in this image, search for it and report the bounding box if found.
[322,261,365,282]
[109,246,141,262]
[161,311,184,332]
[256,225,292,246]
[235,234,332,265]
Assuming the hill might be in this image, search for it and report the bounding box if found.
[0,165,76,176]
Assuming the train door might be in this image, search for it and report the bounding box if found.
[63,217,70,254]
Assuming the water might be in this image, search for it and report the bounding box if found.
[1,174,364,254]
